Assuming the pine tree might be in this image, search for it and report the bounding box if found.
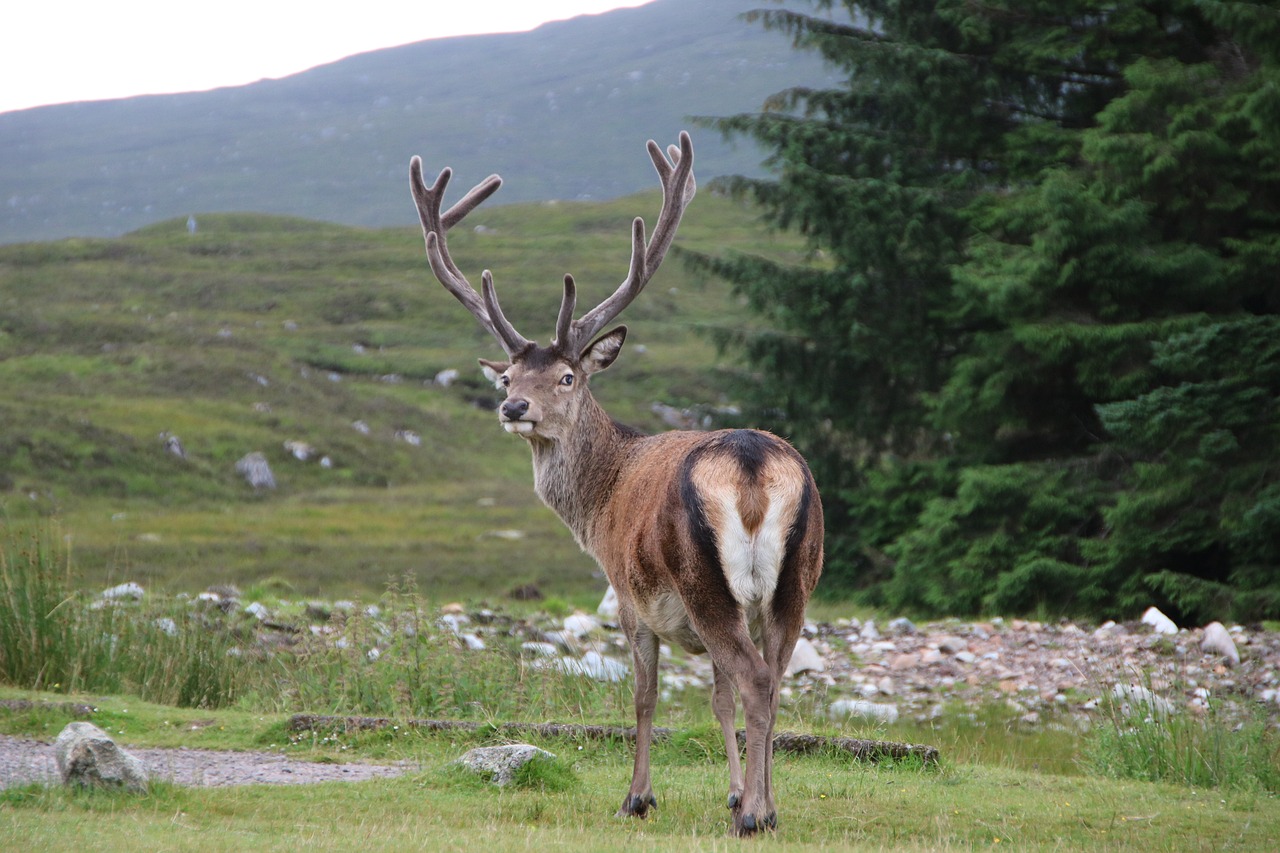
[704,1,1280,619]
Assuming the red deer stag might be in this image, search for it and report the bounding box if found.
[409,132,823,836]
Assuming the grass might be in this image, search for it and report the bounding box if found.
[0,196,800,602]
[3,688,1277,851]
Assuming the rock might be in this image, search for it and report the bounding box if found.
[1201,622,1240,667]
[54,722,149,792]
[859,620,881,641]
[542,651,629,682]
[454,744,556,786]
[597,586,619,621]
[828,699,899,724]
[1141,606,1178,635]
[235,452,276,489]
[937,636,967,654]
[1112,683,1175,716]
[521,641,559,657]
[460,633,487,651]
[785,637,826,676]
[283,440,316,461]
[508,584,543,601]
[887,617,917,636]
[100,582,144,602]
[563,613,601,637]
[395,429,421,446]
[243,602,269,620]
[162,433,187,459]
[434,368,460,387]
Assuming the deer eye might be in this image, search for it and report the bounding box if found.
[500,374,511,388]
[559,373,574,387]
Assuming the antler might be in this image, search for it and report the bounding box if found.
[559,131,696,355]
[409,156,531,356]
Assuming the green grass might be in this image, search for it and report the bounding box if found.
[0,197,799,601]
[3,688,1277,851]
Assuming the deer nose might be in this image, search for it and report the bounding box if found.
[501,398,530,421]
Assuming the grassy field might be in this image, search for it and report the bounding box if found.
[0,193,800,601]
[3,688,1277,851]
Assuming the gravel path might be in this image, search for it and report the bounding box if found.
[0,734,416,789]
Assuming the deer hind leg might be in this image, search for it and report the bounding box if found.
[617,615,660,819]
[711,662,744,811]
[690,617,776,836]
[759,612,802,824]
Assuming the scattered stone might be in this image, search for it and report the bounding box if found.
[100,582,144,602]
[283,440,316,461]
[829,699,899,724]
[244,602,269,621]
[1141,606,1178,635]
[435,368,460,387]
[542,651,629,682]
[161,433,187,459]
[563,613,601,637]
[460,633,487,651]
[54,723,149,792]
[395,430,421,446]
[785,637,826,676]
[1201,622,1240,667]
[597,586,619,621]
[1112,683,1175,716]
[454,744,556,786]
[522,642,559,657]
[509,584,543,601]
[235,452,276,489]
[887,617,917,636]
[937,636,967,654]
[352,420,371,435]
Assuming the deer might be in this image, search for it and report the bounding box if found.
[408,132,823,836]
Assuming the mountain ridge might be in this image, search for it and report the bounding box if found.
[0,0,832,245]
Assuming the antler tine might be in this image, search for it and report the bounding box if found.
[480,271,531,355]
[569,132,696,353]
[554,275,577,349]
[409,156,529,355]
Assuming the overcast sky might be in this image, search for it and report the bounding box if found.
[1,1,653,115]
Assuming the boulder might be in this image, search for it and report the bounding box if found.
[596,586,619,621]
[53,722,148,792]
[1140,606,1178,635]
[785,637,826,676]
[563,612,601,637]
[1200,621,1240,667]
[455,744,556,786]
[235,452,276,489]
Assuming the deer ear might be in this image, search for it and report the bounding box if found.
[581,326,627,375]
[478,358,509,387]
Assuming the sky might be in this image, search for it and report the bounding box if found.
[1,1,653,115]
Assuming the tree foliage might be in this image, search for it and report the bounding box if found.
[702,0,1280,621]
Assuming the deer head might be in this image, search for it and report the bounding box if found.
[409,132,695,441]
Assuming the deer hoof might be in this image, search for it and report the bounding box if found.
[734,811,777,836]
[726,793,740,810]
[617,793,657,818]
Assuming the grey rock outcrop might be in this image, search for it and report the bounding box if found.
[53,722,149,791]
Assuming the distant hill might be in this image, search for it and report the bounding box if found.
[0,0,834,245]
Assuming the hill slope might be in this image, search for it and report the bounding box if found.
[0,0,833,244]
[0,192,803,599]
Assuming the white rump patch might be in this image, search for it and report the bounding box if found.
[707,485,788,608]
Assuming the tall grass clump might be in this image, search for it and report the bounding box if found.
[0,526,266,707]
[278,575,633,723]
[1085,680,1280,792]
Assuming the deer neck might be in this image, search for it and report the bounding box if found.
[527,393,633,552]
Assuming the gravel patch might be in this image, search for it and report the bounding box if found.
[0,734,416,789]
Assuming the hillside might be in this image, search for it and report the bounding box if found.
[0,0,835,245]
[0,191,804,600]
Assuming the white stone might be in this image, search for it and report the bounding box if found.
[460,633,487,651]
[1141,606,1178,635]
[243,601,269,620]
[785,638,826,676]
[101,582,144,601]
[563,613,601,637]
[542,651,629,682]
[828,699,899,724]
[596,586,619,621]
[1200,621,1240,666]
[521,641,558,657]
[455,744,556,786]
[1112,683,1175,716]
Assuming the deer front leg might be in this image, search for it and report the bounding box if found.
[711,662,744,811]
[617,617,660,818]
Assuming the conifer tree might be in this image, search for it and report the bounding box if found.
[705,0,1280,620]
